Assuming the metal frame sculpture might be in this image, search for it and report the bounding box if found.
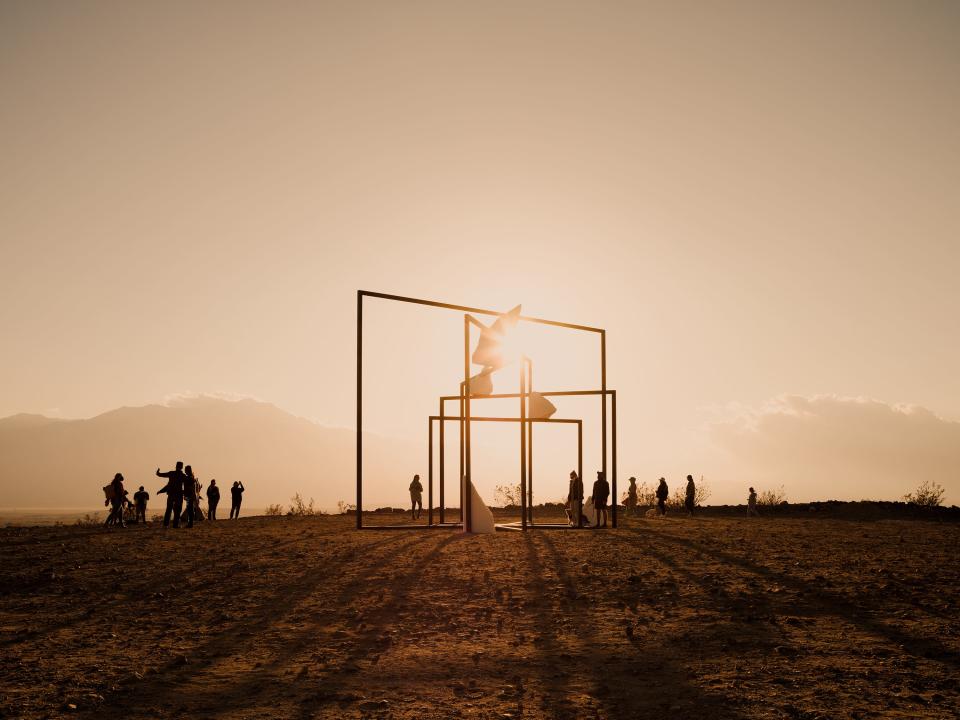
[356,290,617,531]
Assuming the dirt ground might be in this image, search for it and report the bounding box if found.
[1,512,958,719]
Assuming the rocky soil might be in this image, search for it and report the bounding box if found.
[1,513,958,719]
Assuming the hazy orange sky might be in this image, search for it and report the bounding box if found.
[2,1,958,506]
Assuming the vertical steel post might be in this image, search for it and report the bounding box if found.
[611,390,618,529]
[519,360,527,531]
[600,330,607,515]
[439,398,445,524]
[356,291,363,529]
[463,316,472,533]
[428,417,433,526]
[526,359,534,526]
[577,419,583,529]
[459,384,464,525]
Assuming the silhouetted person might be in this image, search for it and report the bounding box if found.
[748,487,759,517]
[230,481,245,519]
[567,470,584,527]
[409,474,423,520]
[592,471,609,528]
[156,461,186,528]
[133,486,149,524]
[685,475,696,516]
[655,477,668,517]
[206,479,220,521]
[625,476,638,516]
[104,473,127,528]
[181,465,198,528]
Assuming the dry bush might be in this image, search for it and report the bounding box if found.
[757,486,788,506]
[264,504,284,517]
[288,492,321,516]
[903,480,945,507]
[74,513,102,528]
[495,483,522,508]
[337,500,356,514]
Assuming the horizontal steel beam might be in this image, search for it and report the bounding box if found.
[359,290,604,333]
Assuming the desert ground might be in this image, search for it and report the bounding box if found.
[1,511,958,719]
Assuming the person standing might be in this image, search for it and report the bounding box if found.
[206,479,220,521]
[625,477,638,516]
[567,470,584,527]
[156,461,186,529]
[182,465,198,528]
[592,471,610,528]
[655,477,669,517]
[409,474,423,520]
[230,481,245,519]
[748,487,759,517]
[104,473,127,528]
[685,475,696,516]
[133,485,149,524]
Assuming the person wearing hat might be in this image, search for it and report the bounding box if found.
[104,473,127,528]
[748,487,759,517]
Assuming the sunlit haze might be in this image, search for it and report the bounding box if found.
[2,1,958,510]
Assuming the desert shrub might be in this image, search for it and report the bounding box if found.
[903,480,945,507]
[337,500,357,514]
[289,492,321,516]
[75,513,102,528]
[151,513,164,523]
[264,504,284,517]
[495,483,522,508]
[757,486,788,506]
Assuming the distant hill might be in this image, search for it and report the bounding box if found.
[0,397,414,512]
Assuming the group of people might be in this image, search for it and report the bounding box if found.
[102,461,246,529]
[622,475,700,517]
[564,470,611,528]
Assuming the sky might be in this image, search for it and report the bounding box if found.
[2,1,959,506]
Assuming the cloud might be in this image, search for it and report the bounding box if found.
[161,391,263,407]
[709,395,960,503]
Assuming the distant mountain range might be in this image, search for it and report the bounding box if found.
[0,397,414,512]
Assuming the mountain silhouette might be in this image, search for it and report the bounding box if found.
[0,397,414,512]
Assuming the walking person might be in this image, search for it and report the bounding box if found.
[206,479,220,521]
[685,475,696,516]
[747,487,759,517]
[230,481,245,519]
[156,461,186,528]
[104,473,127,528]
[409,474,423,520]
[567,470,584,527]
[133,485,149,524]
[592,471,610,528]
[655,477,669,517]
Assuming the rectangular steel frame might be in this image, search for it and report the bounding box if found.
[357,290,617,531]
